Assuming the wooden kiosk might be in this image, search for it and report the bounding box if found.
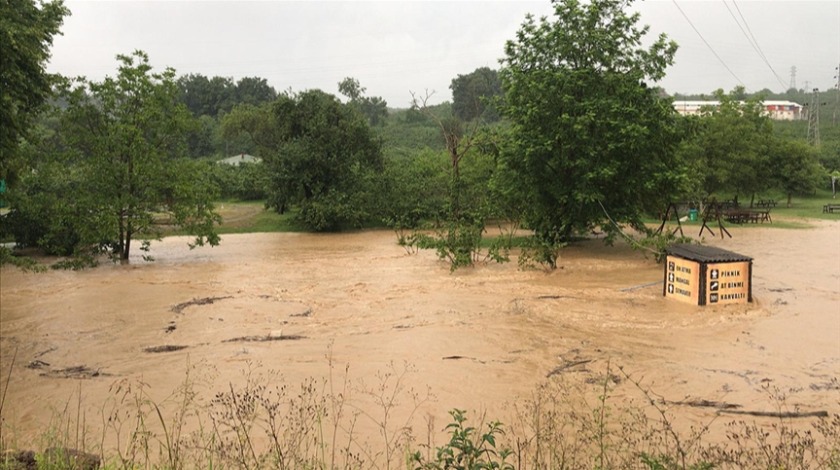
[664,244,753,306]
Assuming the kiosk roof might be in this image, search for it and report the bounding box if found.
[665,244,752,263]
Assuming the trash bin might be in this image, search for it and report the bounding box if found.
[688,208,698,221]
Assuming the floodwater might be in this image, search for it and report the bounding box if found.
[1,220,838,453]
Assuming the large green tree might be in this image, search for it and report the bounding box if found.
[0,0,69,183]
[500,0,682,252]
[176,73,236,118]
[224,89,383,231]
[14,51,221,263]
[689,89,776,204]
[770,137,823,207]
[450,67,502,122]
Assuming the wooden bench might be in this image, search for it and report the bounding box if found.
[755,199,776,208]
[824,204,840,213]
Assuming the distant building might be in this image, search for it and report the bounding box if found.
[218,153,262,166]
[672,100,802,121]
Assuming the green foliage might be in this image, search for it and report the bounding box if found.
[6,51,221,264]
[500,0,683,247]
[184,114,219,158]
[517,233,567,271]
[0,246,46,272]
[177,74,276,119]
[633,230,695,264]
[675,87,829,208]
[210,161,268,201]
[377,108,447,160]
[338,77,389,127]
[450,67,502,122]
[414,216,486,272]
[177,73,235,117]
[683,88,776,201]
[411,409,514,470]
[224,89,384,231]
[771,138,824,206]
[380,149,450,229]
[0,0,69,184]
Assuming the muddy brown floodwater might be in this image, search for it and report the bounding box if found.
[1,220,838,455]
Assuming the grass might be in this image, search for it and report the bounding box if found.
[648,189,840,232]
[211,189,839,239]
[214,202,307,234]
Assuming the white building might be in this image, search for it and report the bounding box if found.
[672,100,802,121]
[218,153,262,166]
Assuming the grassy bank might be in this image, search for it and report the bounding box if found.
[210,189,840,237]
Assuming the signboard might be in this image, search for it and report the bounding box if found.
[664,255,700,305]
[705,261,751,305]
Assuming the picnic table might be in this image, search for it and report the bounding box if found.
[725,209,772,224]
[755,199,776,208]
[824,204,840,213]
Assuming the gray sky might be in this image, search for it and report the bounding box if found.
[47,0,840,107]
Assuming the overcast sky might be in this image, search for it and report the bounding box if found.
[46,0,840,107]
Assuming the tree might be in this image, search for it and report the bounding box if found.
[680,88,776,204]
[0,0,69,183]
[234,76,277,106]
[770,139,822,207]
[177,73,236,118]
[450,67,502,122]
[224,89,383,231]
[338,77,388,127]
[43,51,219,263]
[499,0,682,259]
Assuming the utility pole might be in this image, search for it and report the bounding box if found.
[807,88,820,146]
[833,64,839,125]
[789,66,797,91]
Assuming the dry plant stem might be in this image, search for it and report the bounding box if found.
[619,365,719,469]
[596,359,611,469]
[0,345,17,420]
[228,381,258,466]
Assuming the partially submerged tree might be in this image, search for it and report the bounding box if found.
[500,0,683,265]
[8,51,221,264]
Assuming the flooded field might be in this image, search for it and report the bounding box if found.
[1,220,838,457]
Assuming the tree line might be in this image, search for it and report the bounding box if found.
[1,0,835,268]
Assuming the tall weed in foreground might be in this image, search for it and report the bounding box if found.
[2,353,839,470]
[700,386,840,469]
[104,358,209,468]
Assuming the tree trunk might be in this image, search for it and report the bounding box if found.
[122,220,132,264]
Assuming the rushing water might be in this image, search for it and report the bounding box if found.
[1,222,838,450]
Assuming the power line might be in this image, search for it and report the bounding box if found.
[728,0,788,90]
[671,0,744,87]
